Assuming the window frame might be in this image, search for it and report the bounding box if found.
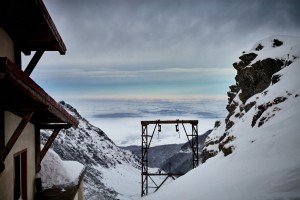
[13,149,27,200]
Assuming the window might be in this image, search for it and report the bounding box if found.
[14,150,27,200]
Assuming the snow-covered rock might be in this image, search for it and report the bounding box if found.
[203,35,300,162]
[143,35,300,200]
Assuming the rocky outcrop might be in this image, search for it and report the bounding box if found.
[201,36,300,163]
[236,58,284,103]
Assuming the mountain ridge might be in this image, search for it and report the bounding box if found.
[41,101,141,199]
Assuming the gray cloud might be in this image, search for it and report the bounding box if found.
[41,0,300,69]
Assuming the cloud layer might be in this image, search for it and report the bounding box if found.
[70,98,227,146]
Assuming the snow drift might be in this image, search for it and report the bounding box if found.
[39,148,85,189]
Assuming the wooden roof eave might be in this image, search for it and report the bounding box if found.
[0,57,78,128]
[36,0,66,55]
[0,0,66,55]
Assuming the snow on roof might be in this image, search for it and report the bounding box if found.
[39,148,85,189]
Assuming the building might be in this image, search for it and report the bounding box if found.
[0,0,85,199]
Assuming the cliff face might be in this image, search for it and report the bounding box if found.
[202,35,300,162]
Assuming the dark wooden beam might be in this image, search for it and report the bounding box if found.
[0,110,5,173]
[14,46,22,68]
[35,126,41,173]
[0,104,49,111]
[38,123,71,129]
[2,111,34,161]
[40,128,61,161]
[24,50,44,76]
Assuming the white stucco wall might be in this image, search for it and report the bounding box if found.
[0,111,36,200]
[0,28,14,62]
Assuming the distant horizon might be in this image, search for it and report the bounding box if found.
[30,64,236,102]
[61,94,229,102]
[63,97,227,146]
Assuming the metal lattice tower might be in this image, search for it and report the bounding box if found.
[141,119,199,197]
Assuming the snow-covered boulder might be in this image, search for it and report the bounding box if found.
[39,148,85,189]
[39,148,85,199]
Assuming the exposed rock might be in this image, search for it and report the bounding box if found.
[214,121,221,129]
[226,100,239,113]
[218,135,236,156]
[252,103,270,127]
[271,74,281,85]
[255,43,264,51]
[227,91,236,101]
[201,149,218,163]
[229,84,239,93]
[225,100,239,123]
[233,61,245,70]
[273,96,287,104]
[218,132,228,143]
[233,53,258,71]
[239,53,257,63]
[221,145,234,156]
[244,101,256,112]
[252,97,287,127]
[236,58,284,103]
[225,120,234,131]
[273,39,283,47]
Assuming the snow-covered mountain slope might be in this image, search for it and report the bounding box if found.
[41,102,141,200]
[122,144,183,168]
[123,130,210,174]
[160,130,211,174]
[143,35,300,200]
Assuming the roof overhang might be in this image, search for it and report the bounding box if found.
[0,57,78,128]
[0,0,66,55]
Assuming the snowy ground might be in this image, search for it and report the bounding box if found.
[93,164,173,200]
[143,107,300,199]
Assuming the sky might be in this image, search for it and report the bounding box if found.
[26,0,300,101]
